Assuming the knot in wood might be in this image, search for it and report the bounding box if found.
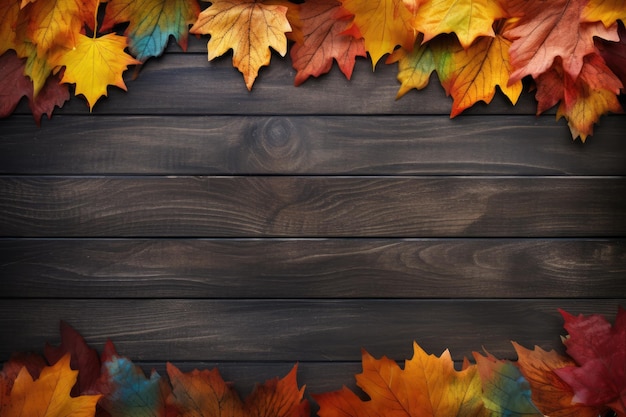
[247,117,308,172]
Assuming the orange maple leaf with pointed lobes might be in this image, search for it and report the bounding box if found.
[412,0,507,48]
[190,0,292,90]
[51,32,140,110]
[315,343,488,417]
[447,22,522,117]
[339,0,415,69]
[3,354,101,417]
[167,363,309,417]
[505,0,619,83]
[583,0,626,28]
[290,0,366,86]
[21,0,85,57]
[513,342,604,417]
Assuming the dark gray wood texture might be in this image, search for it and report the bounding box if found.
[1,41,625,409]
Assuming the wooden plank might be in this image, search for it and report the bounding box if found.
[2,115,625,175]
[0,299,622,362]
[10,55,545,116]
[1,238,624,299]
[1,177,624,237]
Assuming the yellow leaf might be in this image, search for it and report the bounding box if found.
[190,0,292,90]
[448,29,522,117]
[340,0,415,68]
[413,0,506,48]
[4,354,101,417]
[52,33,140,110]
[583,0,626,27]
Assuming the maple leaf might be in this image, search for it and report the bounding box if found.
[0,0,20,56]
[290,0,366,86]
[28,70,70,125]
[315,343,487,417]
[3,354,101,417]
[505,0,619,83]
[389,34,459,98]
[473,351,543,416]
[596,21,626,89]
[101,0,200,62]
[583,0,626,28]
[554,307,626,416]
[412,0,507,48]
[447,22,522,117]
[51,32,140,110]
[0,50,33,118]
[512,342,603,417]
[95,341,174,417]
[339,0,415,68]
[44,321,101,396]
[190,0,292,90]
[21,0,84,57]
[167,362,309,417]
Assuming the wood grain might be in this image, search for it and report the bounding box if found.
[2,115,625,175]
[1,176,624,237]
[1,238,624,298]
[0,299,622,362]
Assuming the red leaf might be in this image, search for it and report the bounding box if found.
[596,21,626,90]
[290,0,366,86]
[554,307,626,416]
[0,51,32,118]
[44,321,101,396]
[28,70,70,126]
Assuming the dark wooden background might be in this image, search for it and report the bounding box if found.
[1,37,625,405]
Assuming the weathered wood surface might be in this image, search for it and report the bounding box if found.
[1,176,624,237]
[1,115,625,175]
[1,239,624,298]
[1,299,623,362]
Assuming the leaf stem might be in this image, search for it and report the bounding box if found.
[93,0,100,39]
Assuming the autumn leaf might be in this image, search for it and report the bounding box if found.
[21,0,84,57]
[51,32,140,110]
[102,0,200,62]
[447,22,522,117]
[0,51,33,118]
[3,354,101,417]
[167,362,309,417]
[583,0,626,28]
[0,0,20,56]
[412,0,506,48]
[95,341,173,417]
[339,0,415,68]
[315,343,487,417]
[44,321,101,396]
[596,21,626,89]
[28,70,70,125]
[190,0,292,90]
[505,0,619,83]
[513,342,603,417]
[389,34,459,98]
[290,0,366,86]
[473,351,543,417]
[554,307,626,416]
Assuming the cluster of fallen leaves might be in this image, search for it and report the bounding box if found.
[0,0,624,140]
[1,308,625,417]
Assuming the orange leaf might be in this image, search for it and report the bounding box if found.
[412,0,506,48]
[339,0,415,68]
[22,0,84,56]
[3,354,101,417]
[0,0,20,56]
[448,25,522,117]
[167,363,309,417]
[513,342,603,417]
[316,343,487,417]
[190,0,292,90]
[290,0,366,86]
[51,32,140,110]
